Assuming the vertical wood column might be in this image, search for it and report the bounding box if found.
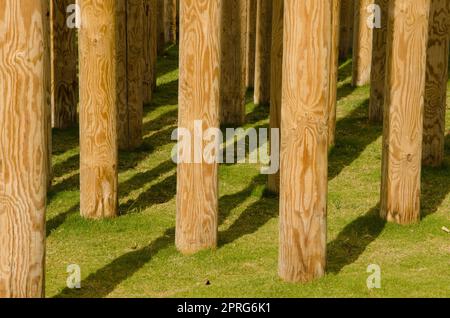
[245,0,257,88]
[254,0,273,105]
[422,0,449,167]
[44,0,53,189]
[157,0,166,55]
[0,0,47,297]
[219,0,247,125]
[380,0,431,225]
[328,0,341,149]
[339,0,354,59]
[79,0,119,219]
[369,0,389,122]
[164,0,177,44]
[352,0,374,86]
[50,0,79,129]
[268,0,283,193]
[176,0,221,254]
[279,0,331,283]
[143,0,158,103]
[117,0,144,151]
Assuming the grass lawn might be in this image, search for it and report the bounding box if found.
[46,45,450,298]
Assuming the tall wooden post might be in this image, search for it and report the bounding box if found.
[0,0,47,297]
[219,0,247,125]
[157,0,166,55]
[79,0,119,219]
[44,0,53,189]
[279,0,331,283]
[50,0,79,129]
[245,0,257,88]
[339,0,354,59]
[143,0,158,103]
[268,0,283,193]
[176,0,220,254]
[328,0,341,149]
[369,0,388,122]
[117,0,144,151]
[254,0,272,105]
[422,0,449,167]
[164,0,177,44]
[380,0,431,225]
[352,0,374,86]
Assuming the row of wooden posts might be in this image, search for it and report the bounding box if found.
[0,0,449,297]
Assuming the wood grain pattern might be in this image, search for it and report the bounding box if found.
[254,0,272,105]
[422,0,449,167]
[339,0,354,59]
[79,0,119,219]
[176,0,220,254]
[369,0,388,122]
[380,0,431,225]
[164,0,177,44]
[279,0,331,283]
[219,0,247,125]
[0,0,47,297]
[143,0,158,103]
[50,0,79,129]
[328,0,341,148]
[268,0,283,193]
[117,0,144,150]
[245,0,257,88]
[157,0,165,55]
[352,0,374,86]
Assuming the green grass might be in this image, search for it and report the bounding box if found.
[46,45,450,298]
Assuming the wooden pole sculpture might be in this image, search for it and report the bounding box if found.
[328,0,341,149]
[339,0,354,59]
[0,0,47,297]
[79,0,119,219]
[368,0,388,122]
[164,0,177,44]
[422,0,449,167]
[352,0,374,86]
[254,0,272,105]
[279,0,331,283]
[50,0,79,129]
[219,0,247,125]
[245,0,257,88]
[380,0,431,225]
[176,0,220,254]
[268,0,283,193]
[117,0,144,151]
[143,0,158,103]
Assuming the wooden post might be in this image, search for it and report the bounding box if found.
[219,0,247,125]
[117,0,144,150]
[339,0,354,59]
[176,0,220,254]
[50,0,79,129]
[245,0,257,88]
[369,0,388,122]
[0,0,47,297]
[279,0,331,283]
[157,0,165,55]
[79,0,119,219]
[328,0,341,149]
[267,0,283,193]
[380,0,431,225]
[254,0,272,105]
[422,0,449,167]
[143,0,158,103]
[352,0,374,86]
[44,0,53,189]
[164,0,177,44]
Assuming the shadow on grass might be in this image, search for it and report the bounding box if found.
[327,204,386,273]
[46,204,79,237]
[55,228,175,298]
[52,127,79,156]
